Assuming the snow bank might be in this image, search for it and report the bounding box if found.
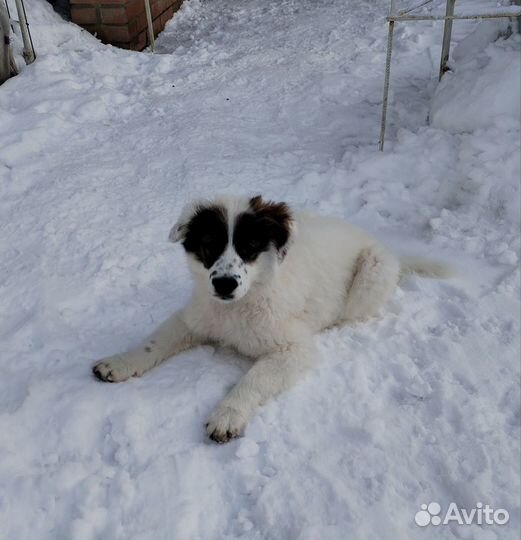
[6,0,101,71]
[430,21,521,133]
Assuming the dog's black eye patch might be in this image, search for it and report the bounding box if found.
[182,205,228,268]
[234,198,292,263]
[233,213,272,263]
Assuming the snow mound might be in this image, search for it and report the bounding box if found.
[7,0,101,70]
[430,22,521,133]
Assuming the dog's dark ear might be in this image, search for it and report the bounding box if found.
[169,216,187,243]
[169,201,198,243]
[249,195,296,259]
[168,222,185,243]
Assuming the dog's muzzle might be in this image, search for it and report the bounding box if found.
[212,276,238,300]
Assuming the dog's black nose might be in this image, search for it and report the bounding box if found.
[212,276,238,297]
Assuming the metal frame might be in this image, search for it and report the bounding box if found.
[378,0,521,150]
[13,0,35,64]
[144,0,155,52]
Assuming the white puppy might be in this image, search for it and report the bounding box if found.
[93,195,450,442]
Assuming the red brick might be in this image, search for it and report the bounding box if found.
[152,16,162,35]
[81,23,99,36]
[160,6,174,27]
[71,5,99,25]
[134,12,148,33]
[135,30,148,50]
[126,0,144,20]
[169,0,183,11]
[116,28,147,51]
[71,0,184,50]
[113,41,131,50]
[101,6,128,24]
[151,0,165,19]
[103,24,132,42]
[92,27,107,41]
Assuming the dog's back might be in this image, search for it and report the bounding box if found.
[274,211,379,331]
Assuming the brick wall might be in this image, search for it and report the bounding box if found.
[70,0,183,51]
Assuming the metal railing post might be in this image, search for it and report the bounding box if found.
[439,0,456,79]
[379,19,395,151]
[144,0,155,52]
[13,0,35,64]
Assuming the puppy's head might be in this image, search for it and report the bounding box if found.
[169,195,295,302]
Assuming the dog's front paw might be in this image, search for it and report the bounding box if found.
[92,356,134,383]
[205,405,248,443]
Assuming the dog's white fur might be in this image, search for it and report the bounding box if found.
[93,195,450,442]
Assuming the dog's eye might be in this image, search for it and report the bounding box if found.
[236,239,262,261]
[200,234,214,245]
[240,240,261,255]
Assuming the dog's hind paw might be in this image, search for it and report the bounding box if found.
[205,405,247,443]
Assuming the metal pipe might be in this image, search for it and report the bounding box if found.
[388,11,520,22]
[13,0,34,64]
[439,0,456,79]
[379,19,394,151]
[512,0,521,33]
[144,0,155,52]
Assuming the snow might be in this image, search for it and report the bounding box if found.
[0,1,519,539]
[431,20,521,133]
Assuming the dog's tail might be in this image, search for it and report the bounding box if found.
[399,255,455,280]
